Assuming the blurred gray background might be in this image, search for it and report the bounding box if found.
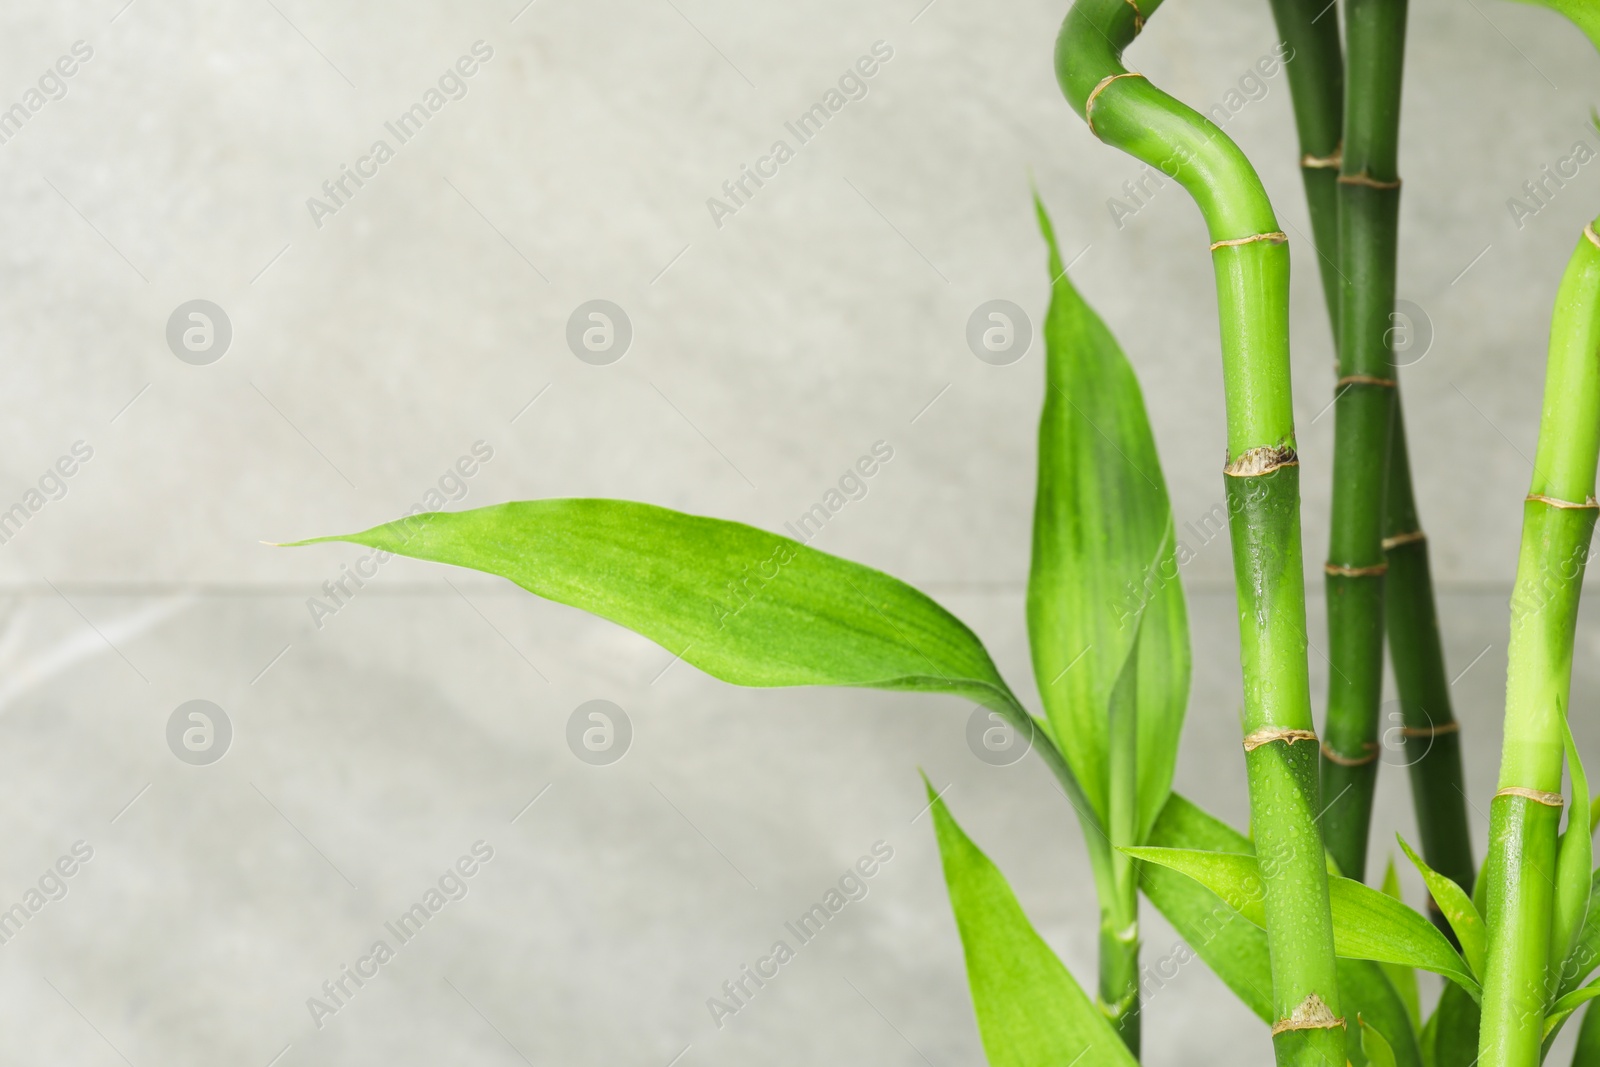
[0,0,1595,1063]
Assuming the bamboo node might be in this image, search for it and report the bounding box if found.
[1337,171,1402,189]
[1085,73,1145,135]
[1121,0,1145,31]
[1271,995,1345,1035]
[1209,231,1288,251]
[1243,727,1318,752]
[1400,721,1460,739]
[1526,493,1599,510]
[1382,530,1427,550]
[1494,786,1565,807]
[1586,222,1600,250]
[1335,374,1396,388]
[1224,445,1298,478]
[1324,562,1388,578]
[1321,741,1379,767]
[1301,144,1342,169]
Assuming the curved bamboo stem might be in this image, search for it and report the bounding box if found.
[1057,3,1342,1062]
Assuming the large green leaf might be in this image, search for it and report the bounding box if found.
[1125,846,1480,998]
[1142,795,1422,1067]
[288,496,1083,760]
[926,777,1137,1066]
[1503,0,1600,53]
[1028,196,1190,841]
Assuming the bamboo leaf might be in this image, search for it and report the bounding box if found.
[1557,869,1600,999]
[1573,1000,1600,1064]
[1362,1015,1400,1067]
[925,776,1137,1066]
[1028,197,1190,841]
[285,498,1095,804]
[1396,835,1486,979]
[1142,796,1423,1067]
[1554,716,1593,966]
[1421,981,1481,1067]
[1503,0,1600,53]
[1380,857,1423,1033]
[1546,979,1600,1040]
[1124,846,1480,997]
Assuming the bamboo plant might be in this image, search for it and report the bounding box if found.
[284,1,1600,1063]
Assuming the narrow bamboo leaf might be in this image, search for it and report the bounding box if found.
[1574,1000,1600,1064]
[1362,1015,1400,1067]
[1380,857,1423,1032]
[1125,846,1480,997]
[1028,197,1190,840]
[1554,717,1593,966]
[1397,835,1486,979]
[1546,979,1600,1040]
[1558,869,1600,999]
[1142,795,1423,1067]
[1504,0,1600,53]
[1422,981,1481,1067]
[925,776,1137,1066]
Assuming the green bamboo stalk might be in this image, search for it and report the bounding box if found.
[1384,411,1476,898]
[1101,662,1141,1051]
[1264,0,1344,335]
[1266,0,1476,897]
[1317,0,1408,882]
[1478,220,1600,1067]
[1056,3,1343,1062]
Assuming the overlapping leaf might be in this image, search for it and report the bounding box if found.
[1028,197,1190,840]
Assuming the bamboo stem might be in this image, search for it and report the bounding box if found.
[1478,222,1600,1067]
[1101,652,1142,1051]
[1057,3,1342,1062]
[1384,411,1476,898]
[1318,0,1408,882]
[1268,0,1474,896]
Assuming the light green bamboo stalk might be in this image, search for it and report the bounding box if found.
[1056,2,1342,1062]
[1478,219,1600,1067]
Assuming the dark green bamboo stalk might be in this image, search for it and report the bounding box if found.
[1265,0,1344,335]
[1478,221,1600,1067]
[1267,0,1475,896]
[1056,3,1343,1062]
[1384,411,1476,898]
[1317,0,1408,882]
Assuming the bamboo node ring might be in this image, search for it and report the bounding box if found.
[1335,374,1396,388]
[1320,741,1379,767]
[1526,493,1599,510]
[1324,562,1388,577]
[1224,445,1298,478]
[1382,530,1427,550]
[1243,727,1318,752]
[1210,232,1288,251]
[1085,73,1145,134]
[1400,721,1459,739]
[1494,786,1564,807]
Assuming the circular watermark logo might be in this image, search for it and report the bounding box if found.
[1387,299,1434,368]
[566,699,632,765]
[566,300,632,366]
[966,300,1032,366]
[166,300,232,365]
[166,700,232,765]
[965,705,1033,767]
[1376,698,1450,769]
